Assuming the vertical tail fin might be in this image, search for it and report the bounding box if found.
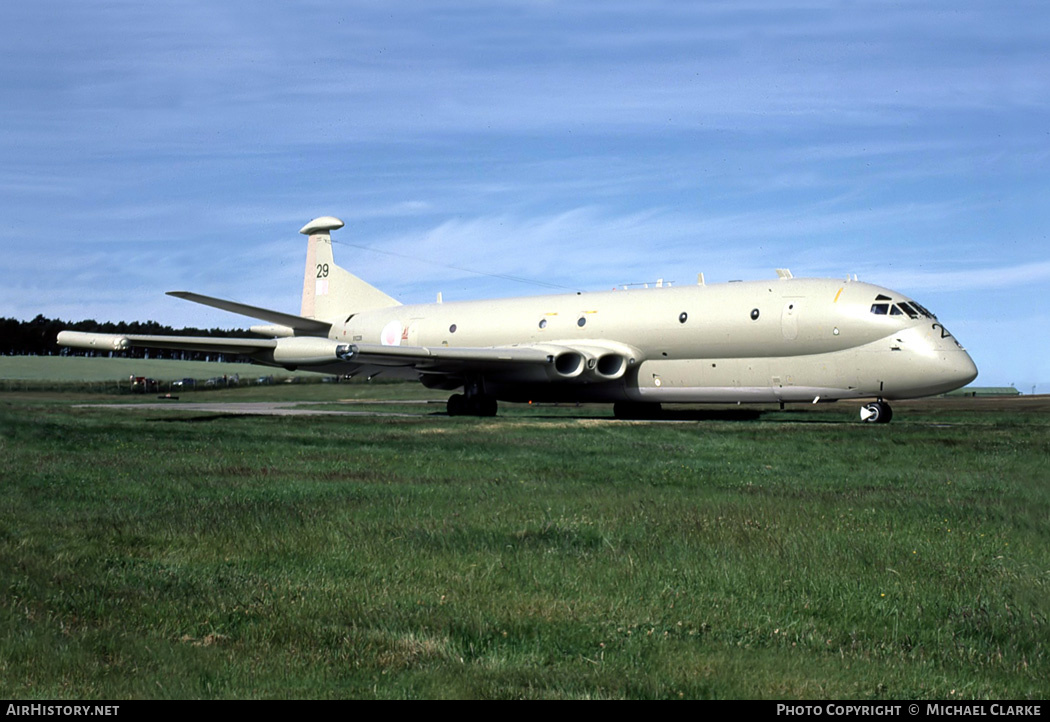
[299,216,400,321]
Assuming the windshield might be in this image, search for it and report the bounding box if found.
[869,295,937,320]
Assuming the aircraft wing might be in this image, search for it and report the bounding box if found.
[166,291,332,336]
[344,343,552,366]
[57,330,640,383]
[56,331,278,356]
[56,332,558,368]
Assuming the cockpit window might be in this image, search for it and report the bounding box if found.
[911,300,937,319]
[896,302,920,319]
[871,295,938,319]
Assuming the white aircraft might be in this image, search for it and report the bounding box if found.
[58,216,977,422]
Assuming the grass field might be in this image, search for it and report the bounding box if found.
[0,355,316,391]
[1,383,1047,699]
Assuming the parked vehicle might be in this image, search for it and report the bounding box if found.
[130,376,160,393]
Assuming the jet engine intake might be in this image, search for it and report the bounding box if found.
[572,343,636,381]
[593,352,628,380]
[551,350,585,379]
[537,342,639,382]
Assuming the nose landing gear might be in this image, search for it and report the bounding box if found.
[860,400,893,424]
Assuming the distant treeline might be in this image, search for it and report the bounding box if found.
[1,315,254,362]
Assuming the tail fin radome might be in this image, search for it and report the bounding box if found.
[299,216,401,321]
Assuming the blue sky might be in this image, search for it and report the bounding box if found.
[2,1,1047,391]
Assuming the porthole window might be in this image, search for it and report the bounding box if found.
[679,312,688,324]
[538,319,547,329]
[577,317,587,327]
[449,324,457,333]
[750,308,760,320]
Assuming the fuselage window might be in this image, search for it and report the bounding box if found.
[679,312,688,324]
[538,319,547,329]
[750,309,760,320]
[449,324,457,333]
[870,303,889,315]
[577,317,587,328]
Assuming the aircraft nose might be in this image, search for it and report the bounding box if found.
[887,327,980,398]
[939,348,978,392]
[956,350,978,386]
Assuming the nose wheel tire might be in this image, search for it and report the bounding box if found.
[860,401,893,424]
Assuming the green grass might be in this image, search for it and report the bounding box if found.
[1,389,1047,699]
[0,355,323,392]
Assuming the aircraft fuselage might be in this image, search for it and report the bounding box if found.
[331,277,977,404]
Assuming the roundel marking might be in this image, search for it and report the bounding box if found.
[381,320,403,346]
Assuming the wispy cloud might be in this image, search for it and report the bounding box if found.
[872,260,1050,295]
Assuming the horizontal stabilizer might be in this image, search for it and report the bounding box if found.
[167,291,331,336]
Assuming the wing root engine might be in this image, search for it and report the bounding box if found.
[342,340,640,382]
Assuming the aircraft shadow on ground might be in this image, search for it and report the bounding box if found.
[428,409,768,421]
[152,414,258,423]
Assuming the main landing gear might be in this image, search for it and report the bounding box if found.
[447,377,498,417]
[446,393,498,417]
[860,400,893,424]
[613,401,663,420]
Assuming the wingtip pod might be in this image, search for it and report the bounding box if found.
[57,330,128,351]
[299,217,345,235]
